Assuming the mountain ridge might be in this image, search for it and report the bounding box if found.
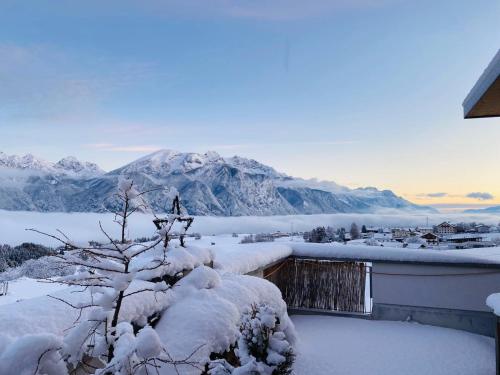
[0,152,104,176]
[463,206,500,214]
[0,149,436,215]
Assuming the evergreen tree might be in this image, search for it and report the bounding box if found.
[350,223,360,240]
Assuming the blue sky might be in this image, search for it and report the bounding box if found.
[0,0,499,205]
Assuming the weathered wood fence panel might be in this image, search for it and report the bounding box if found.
[265,258,367,313]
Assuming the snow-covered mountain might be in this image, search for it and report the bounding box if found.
[54,156,104,176]
[0,152,55,172]
[0,149,435,215]
[0,152,104,176]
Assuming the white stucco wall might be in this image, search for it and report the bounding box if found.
[372,263,500,312]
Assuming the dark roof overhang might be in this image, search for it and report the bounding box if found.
[463,49,500,119]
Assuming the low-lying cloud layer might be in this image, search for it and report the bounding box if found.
[466,192,495,201]
[417,192,496,202]
[419,192,448,198]
[3,210,500,247]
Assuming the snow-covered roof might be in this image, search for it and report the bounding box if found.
[211,243,292,274]
[290,242,500,267]
[445,233,483,240]
[486,293,500,316]
[211,241,500,272]
[436,222,455,228]
[464,49,500,118]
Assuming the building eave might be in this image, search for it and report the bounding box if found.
[463,49,500,119]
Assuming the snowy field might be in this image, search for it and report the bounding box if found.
[1,209,500,374]
[2,210,500,246]
[292,315,495,375]
[0,277,66,306]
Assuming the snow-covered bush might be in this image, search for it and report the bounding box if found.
[404,235,427,246]
[254,234,275,243]
[0,255,75,281]
[0,178,297,375]
[209,304,294,375]
[23,178,204,373]
[364,238,383,247]
[240,234,255,244]
[0,334,66,375]
[96,323,186,375]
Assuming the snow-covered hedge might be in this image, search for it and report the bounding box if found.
[0,250,296,374]
[0,179,296,374]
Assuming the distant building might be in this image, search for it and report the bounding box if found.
[392,228,412,240]
[270,231,289,238]
[435,222,457,236]
[445,233,484,249]
[476,225,491,233]
[416,226,434,234]
[420,232,439,245]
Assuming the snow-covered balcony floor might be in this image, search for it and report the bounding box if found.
[292,315,494,375]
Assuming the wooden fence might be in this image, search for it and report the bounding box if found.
[264,258,369,314]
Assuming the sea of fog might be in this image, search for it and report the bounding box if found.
[1,210,500,247]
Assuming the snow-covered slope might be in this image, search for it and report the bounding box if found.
[0,149,435,215]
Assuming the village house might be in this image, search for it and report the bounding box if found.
[420,232,439,245]
[445,233,484,249]
[392,228,412,241]
[416,226,434,234]
[476,224,491,233]
[435,222,457,236]
[270,231,290,239]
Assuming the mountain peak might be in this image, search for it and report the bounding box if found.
[0,151,103,176]
[0,152,53,171]
[55,156,104,175]
[142,149,180,161]
[117,149,225,175]
[225,155,283,177]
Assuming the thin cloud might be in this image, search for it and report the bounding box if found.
[30,0,400,21]
[85,143,161,153]
[212,140,357,150]
[417,192,448,198]
[128,0,399,21]
[466,192,494,201]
